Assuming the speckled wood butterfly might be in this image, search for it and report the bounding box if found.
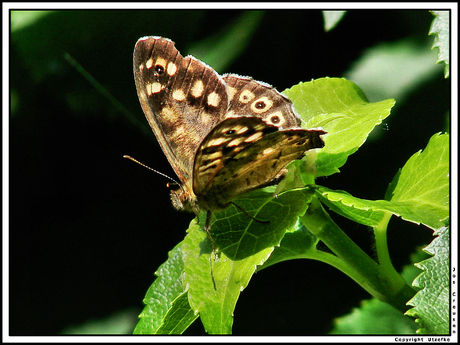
[133,36,325,232]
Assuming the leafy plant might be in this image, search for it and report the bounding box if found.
[133,12,449,335]
[10,8,449,336]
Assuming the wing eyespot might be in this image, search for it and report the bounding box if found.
[255,101,266,109]
[270,115,280,124]
[155,65,165,75]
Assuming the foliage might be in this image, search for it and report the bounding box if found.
[406,223,450,334]
[135,77,449,334]
[132,10,450,335]
[9,9,450,336]
[429,11,450,78]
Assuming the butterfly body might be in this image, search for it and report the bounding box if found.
[133,36,325,230]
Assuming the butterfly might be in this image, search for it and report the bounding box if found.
[132,36,325,233]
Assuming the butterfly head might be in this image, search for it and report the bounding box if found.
[169,183,200,214]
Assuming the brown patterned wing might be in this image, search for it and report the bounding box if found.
[192,116,326,212]
[133,36,229,185]
[222,74,301,129]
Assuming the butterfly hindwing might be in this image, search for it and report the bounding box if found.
[223,74,301,129]
[193,116,326,211]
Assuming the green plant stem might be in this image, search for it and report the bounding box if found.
[301,197,416,313]
[373,211,409,296]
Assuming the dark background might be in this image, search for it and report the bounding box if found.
[9,9,449,335]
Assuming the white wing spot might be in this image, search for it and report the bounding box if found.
[147,82,164,95]
[155,58,167,70]
[251,97,273,114]
[203,151,223,161]
[239,90,255,104]
[191,80,204,98]
[172,89,186,101]
[267,111,285,127]
[146,58,154,69]
[244,132,263,143]
[263,147,275,155]
[167,62,177,76]
[207,137,228,147]
[236,126,249,135]
[228,138,244,147]
[207,92,221,107]
[200,112,213,127]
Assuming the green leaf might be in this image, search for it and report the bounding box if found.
[316,187,387,228]
[182,187,314,334]
[317,133,449,231]
[155,291,198,334]
[330,298,418,334]
[261,220,319,269]
[429,11,450,78]
[406,223,450,334]
[62,308,138,334]
[11,10,54,32]
[133,243,198,334]
[386,132,449,230]
[344,39,443,102]
[182,223,273,334]
[284,78,395,177]
[322,11,347,31]
[188,11,264,73]
[211,187,315,260]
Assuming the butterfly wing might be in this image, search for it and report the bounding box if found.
[223,74,302,129]
[133,36,229,185]
[193,116,325,211]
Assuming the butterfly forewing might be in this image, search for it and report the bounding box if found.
[133,36,229,185]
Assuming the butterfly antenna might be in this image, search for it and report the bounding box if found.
[123,155,180,185]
